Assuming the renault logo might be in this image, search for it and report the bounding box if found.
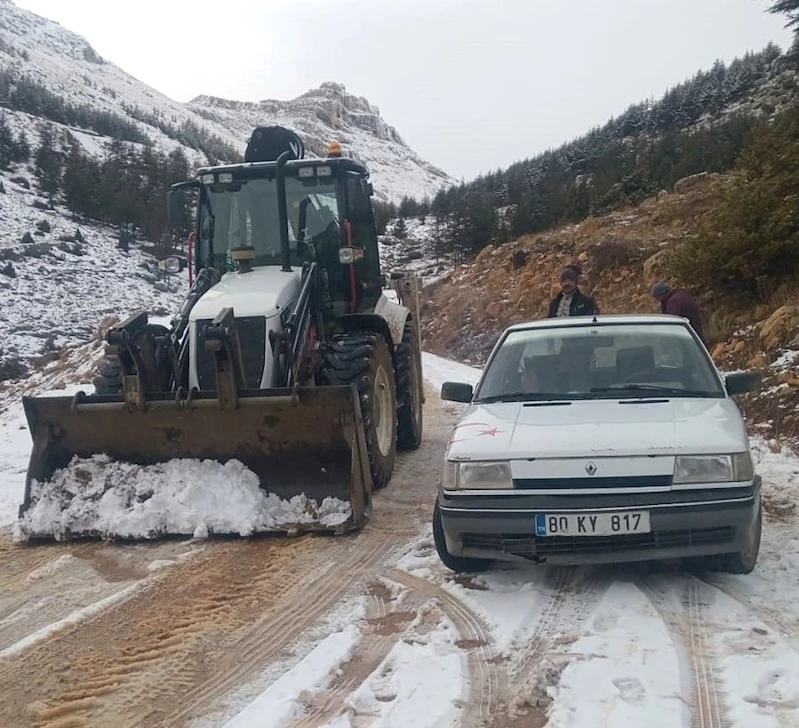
[585,462,598,476]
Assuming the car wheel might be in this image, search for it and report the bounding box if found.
[719,501,762,575]
[432,500,491,574]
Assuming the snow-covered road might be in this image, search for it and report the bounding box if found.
[1,354,799,727]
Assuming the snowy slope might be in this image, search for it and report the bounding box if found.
[378,217,453,284]
[0,0,453,202]
[0,167,184,373]
[189,84,454,204]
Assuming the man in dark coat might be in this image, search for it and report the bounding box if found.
[651,281,706,344]
[548,265,599,318]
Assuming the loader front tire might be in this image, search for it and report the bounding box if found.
[319,332,397,489]
[395,319,423,450]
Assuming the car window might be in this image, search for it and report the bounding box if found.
[475,323,723,402]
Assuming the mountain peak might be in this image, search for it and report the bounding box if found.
[188,83,453,202]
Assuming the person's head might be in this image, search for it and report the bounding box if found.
[651,280,672,302]
[560,265,581,295]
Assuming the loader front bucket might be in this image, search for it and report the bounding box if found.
[17,385,372,542]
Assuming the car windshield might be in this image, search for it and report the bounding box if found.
[474,322,724,402]
[198,176,340,271]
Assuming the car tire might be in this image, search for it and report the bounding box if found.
[432,500,491,574]
[719,501,762,575]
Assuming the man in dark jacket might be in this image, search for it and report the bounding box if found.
[548,265,599,318]
[651,281,706,344]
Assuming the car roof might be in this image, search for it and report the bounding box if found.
[504,313,690,334]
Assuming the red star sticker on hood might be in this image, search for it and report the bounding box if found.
[478,427,504,437]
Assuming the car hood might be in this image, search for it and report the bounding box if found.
[446,398,749,460]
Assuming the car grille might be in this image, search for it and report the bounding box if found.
[195,316,267,391]
[513,475,673,490]
[462,527,734,558]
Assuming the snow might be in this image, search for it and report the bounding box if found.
[772,350,799,370]
[421,352,482,392]
[345,622,463,728]
[379,217,455,286]
[14,454,353,541]
[546,581,685,728]
[0,582,142,659]
[220,625,361,728]
[0,169,185,364]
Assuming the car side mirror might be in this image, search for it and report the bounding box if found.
[167,188,186,228]
[441,382,473,404]
[725,371,761,396]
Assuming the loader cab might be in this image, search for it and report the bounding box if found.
[170,156,383,315]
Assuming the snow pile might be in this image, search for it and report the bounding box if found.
[14,454,352,542]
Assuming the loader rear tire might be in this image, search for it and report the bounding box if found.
[93,354,123,395]
[91,324,171,396]
[395,320,423,450]
[319,332,397,489]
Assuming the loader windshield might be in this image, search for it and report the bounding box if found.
[198,176,341,271]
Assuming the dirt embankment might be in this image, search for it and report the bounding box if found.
[420,172,729,366]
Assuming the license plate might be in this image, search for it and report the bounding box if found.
[535,511,651,537]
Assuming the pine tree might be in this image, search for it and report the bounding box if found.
[769,0,799,28]
[34,123,63,198]
[392,217,408,239]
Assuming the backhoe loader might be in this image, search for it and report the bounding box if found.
[17,126,424,541]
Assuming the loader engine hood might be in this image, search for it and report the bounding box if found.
[190,266,301,322]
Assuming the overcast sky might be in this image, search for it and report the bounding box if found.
[13,0,796,180]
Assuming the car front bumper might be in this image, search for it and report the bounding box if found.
[437,477,762,566]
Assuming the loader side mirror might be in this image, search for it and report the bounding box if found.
[158,256,184,274]
[167,189,186,228]
[725,370,761,396]
[441,382,473,404]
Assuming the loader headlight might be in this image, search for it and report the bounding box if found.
[338,247,364,265]
[673,453,754,484]
[444,461,513,490]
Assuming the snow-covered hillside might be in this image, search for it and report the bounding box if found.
[189,84,454,204]
[0,168,184,378]
[378,217,453,284]
[0,0,453,202]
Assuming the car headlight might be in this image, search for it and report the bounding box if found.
[673,453,754,484]
[443,461,513,490]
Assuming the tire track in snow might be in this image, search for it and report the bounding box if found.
[493,566,611,727]
[286,578,431,728]
[0,537,322,728]
[388,568,501,728]
[637,574,728,728]
[693,573,799,651]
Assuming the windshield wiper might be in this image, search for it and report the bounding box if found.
[590,384,716,397]
[474,392,574,404]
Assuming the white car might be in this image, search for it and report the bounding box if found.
[434,314,762,574]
